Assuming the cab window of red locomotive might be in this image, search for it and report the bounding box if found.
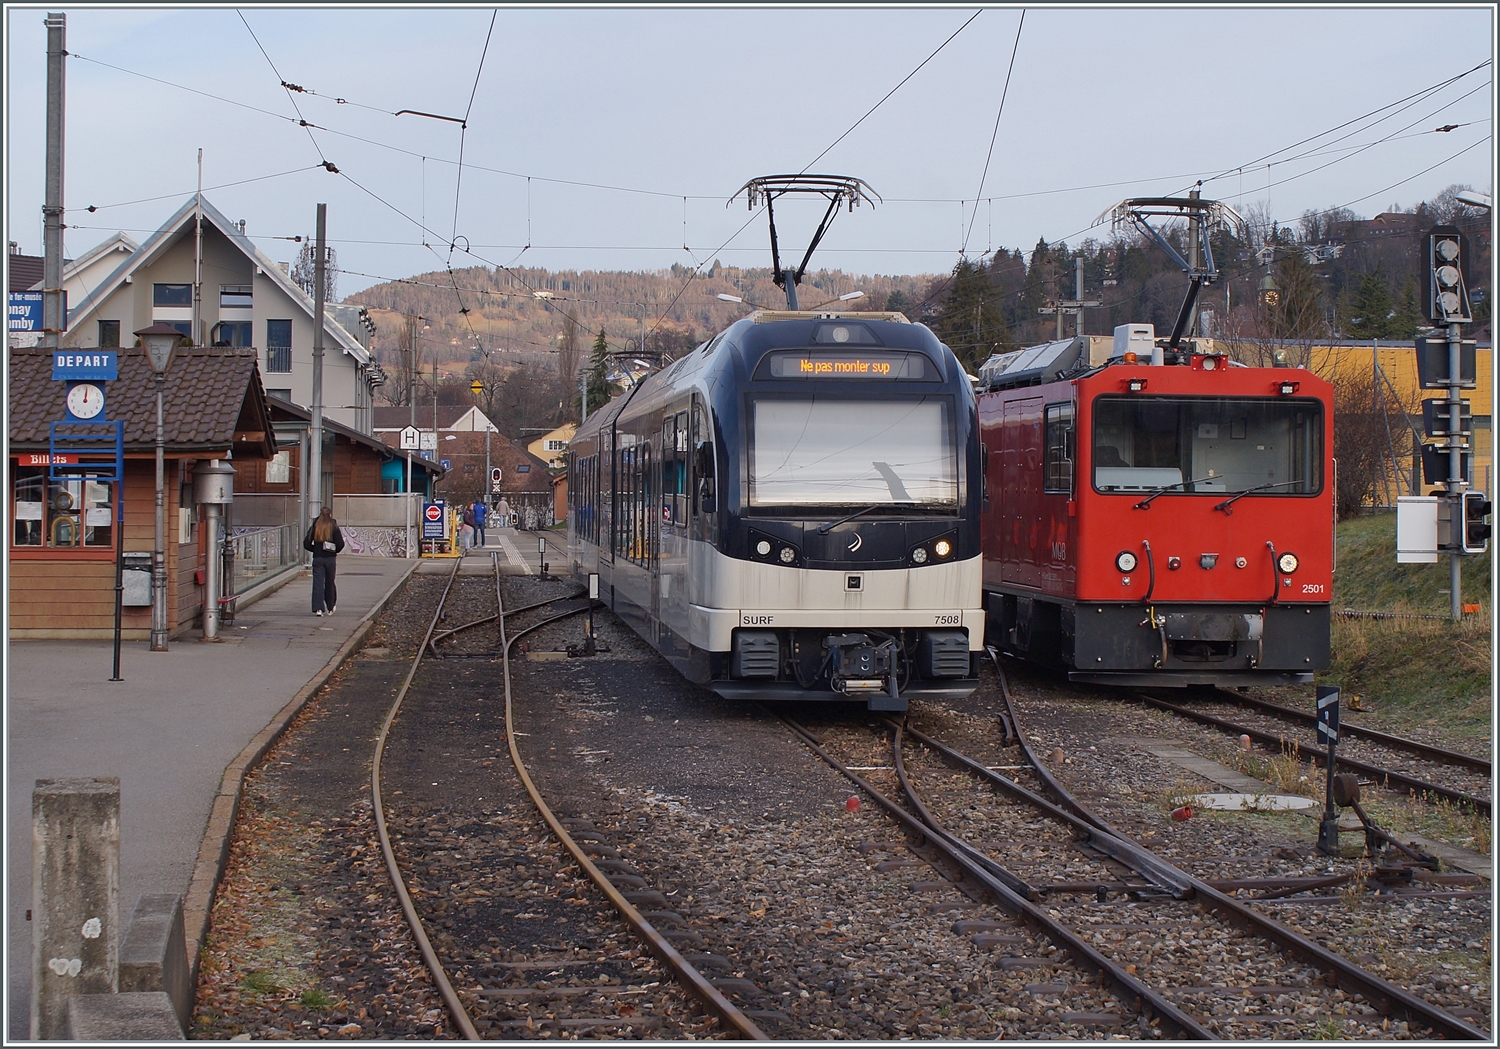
[1091,396,1322,496]
[1043,403,1074,494]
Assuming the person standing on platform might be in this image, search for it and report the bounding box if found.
[497,496,511,530]
[303,507,345,616]
[460,504,475,551]
[472,500,488,548]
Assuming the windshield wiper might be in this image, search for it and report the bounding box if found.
[817,502,915,534]
[1213,480,1304,514]
[1132,475,1219,510]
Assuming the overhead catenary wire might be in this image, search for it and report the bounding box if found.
[960,10,1025,257]
[237,9,328,165]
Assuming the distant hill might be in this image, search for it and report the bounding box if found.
[345,263,938,380]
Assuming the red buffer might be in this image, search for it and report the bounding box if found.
[977,324,1333,687]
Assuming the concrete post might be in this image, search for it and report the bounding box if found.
[32,778,120,1039]
[42,12,65,351]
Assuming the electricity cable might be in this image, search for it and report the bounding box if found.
[961,10,1024,257]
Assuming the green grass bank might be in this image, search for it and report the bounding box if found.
[1324,512,1492,740]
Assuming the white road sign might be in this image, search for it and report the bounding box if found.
[399,426,420,450]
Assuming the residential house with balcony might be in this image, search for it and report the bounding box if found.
[51,194,384,434]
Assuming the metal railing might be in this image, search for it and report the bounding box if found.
[229,522,301,593]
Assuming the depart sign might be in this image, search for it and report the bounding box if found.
[52,350,119,381]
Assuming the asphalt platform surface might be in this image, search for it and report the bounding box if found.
[4,553,423,1040]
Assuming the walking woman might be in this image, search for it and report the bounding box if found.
[303,507,345,616]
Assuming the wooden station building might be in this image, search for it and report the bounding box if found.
[8,347,276,639]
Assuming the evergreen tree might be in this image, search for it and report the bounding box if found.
[931,259,1008,373]
[1346,272,1395,339]
[1389,280,1424,340]
[586,327,614,415]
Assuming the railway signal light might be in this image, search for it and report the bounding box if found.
[1422,226,1472,324]
[1462,491,1491,554]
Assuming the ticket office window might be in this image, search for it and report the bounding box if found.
[12,467,114,548]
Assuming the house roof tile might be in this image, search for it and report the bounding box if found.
[8,347,275,456]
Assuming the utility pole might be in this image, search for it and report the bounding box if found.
[1037,258,1100,340]
[193,149,203,346]
[308,203,327,519]
[41,11,65,349]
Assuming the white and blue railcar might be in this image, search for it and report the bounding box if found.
[567,309,984,711]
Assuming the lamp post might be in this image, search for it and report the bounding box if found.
[136,323,181,651]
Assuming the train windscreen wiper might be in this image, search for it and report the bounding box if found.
[817,502,917,534]
[1132,475,1219,510]
[1213,479,1305,514]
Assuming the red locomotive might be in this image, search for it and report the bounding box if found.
[978,323,1333,686]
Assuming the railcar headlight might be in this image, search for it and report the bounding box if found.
[755,539,773,557]
[1116,551,1138,573]
[1277,551,1299,574]
[778,546,797,565]
[911,546,929,565]
[933,539,953,558]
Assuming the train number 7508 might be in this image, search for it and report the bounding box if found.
[933,613,961,625]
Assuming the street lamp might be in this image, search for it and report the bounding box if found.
[136,323,182,652]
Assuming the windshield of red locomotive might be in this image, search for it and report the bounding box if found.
[748,396,958,508]
[1091,396,1323,496]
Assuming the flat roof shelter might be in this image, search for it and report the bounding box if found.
[8,347,276,639]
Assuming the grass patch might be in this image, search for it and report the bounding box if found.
[299,988,335,1010]
[1324,512,1491,740]
[241,970,282,996]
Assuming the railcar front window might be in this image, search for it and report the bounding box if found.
[749,397,957,508]
[1092,396,1322,495]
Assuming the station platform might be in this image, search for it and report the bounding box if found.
[5,554,419,1040]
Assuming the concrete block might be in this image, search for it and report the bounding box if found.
[120,894,191,1033]
[32,777,120,1039]
[66,992,185,1040]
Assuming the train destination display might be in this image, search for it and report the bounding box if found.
[761,350,934,380]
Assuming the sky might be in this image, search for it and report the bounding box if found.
[4,5,1495,301]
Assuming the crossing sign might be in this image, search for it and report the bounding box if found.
[1315,685,1340,745]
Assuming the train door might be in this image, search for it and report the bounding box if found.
[1000,396,1044,588]
[1041,400,1077,595]
[657,407,691,660]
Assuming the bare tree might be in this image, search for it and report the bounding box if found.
[557,313,581,389]
[291,238,338,302]
[1330,358,1418,518]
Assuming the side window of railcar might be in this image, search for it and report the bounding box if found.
[1043,403,1074,494]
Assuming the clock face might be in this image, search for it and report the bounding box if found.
[67,383,105,419]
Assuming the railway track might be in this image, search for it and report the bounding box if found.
[1134,690,1492,817]
[370,552,765,1039]
[779,652,1489,1040]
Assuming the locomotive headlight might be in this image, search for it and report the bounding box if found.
[755,539,773,557]
[934,539,953,558]
[911,546,929,564]
[778,546,797,564]
[1116,551,1138,573]
[1277,551,1299,574]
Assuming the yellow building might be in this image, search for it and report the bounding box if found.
[1217,337,1493,496]
[527,423,576,470]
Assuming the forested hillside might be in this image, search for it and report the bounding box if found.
[344,185,1489,440]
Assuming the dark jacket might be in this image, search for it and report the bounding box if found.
[303,523,346,559]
